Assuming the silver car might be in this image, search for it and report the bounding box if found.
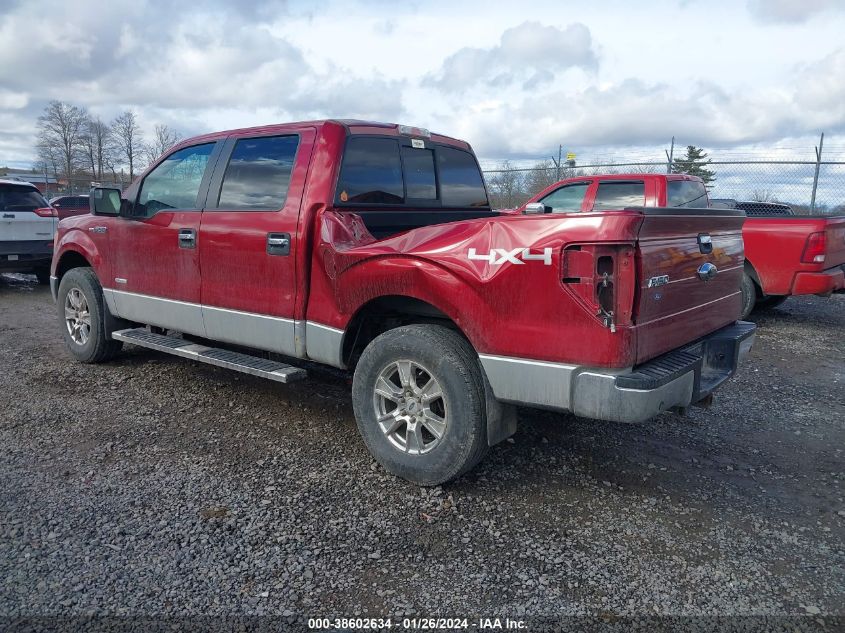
[0,179,57,284]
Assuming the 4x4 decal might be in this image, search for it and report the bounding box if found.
[468,248,553,265]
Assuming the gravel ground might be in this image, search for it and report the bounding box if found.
[1,273,843,628]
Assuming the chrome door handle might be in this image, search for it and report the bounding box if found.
[178,229,196,249]
[267,232,291,256]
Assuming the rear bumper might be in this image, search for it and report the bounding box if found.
[479,321,756,423]
[790,265,845,296]
[0,241,53,272]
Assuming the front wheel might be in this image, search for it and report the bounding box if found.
[352,325,488,486]
[57,267,122,363]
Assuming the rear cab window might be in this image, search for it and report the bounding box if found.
[337,137,403,204]
[336,135,489,208]
[591,181,645,211]
[668,179,708,208]
[0,183,49,212]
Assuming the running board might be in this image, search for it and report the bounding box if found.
[111,328,307,383]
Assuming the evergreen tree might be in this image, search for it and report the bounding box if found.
[672,145,716,185]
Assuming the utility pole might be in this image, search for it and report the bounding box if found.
[551,144,562,181]
[664,136,675,174]
[810,132,824,213]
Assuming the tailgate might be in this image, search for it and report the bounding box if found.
[824,216,845,268]
[0,212,55,242]
[634,207,745,364]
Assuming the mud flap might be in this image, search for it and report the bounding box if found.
[482,368,517,446]
[103,301,132,340]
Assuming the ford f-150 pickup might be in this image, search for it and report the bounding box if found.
[726,202,845,317]
[51,120,755,484]
[521,174,845,319]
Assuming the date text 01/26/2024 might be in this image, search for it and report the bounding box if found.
[307,617,527,629]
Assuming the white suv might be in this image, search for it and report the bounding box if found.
[0,179,57,284]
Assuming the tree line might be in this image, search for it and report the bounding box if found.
[34,100,183,184]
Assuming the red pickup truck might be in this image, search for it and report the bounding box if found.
[521,174,845,318]
[51,120,754,484]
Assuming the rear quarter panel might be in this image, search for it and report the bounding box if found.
[307,210,646,368]
[743,217,834,295]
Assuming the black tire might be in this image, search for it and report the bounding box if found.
[352,324,488,486]
[754,295,788,311]
[34,267,51,285]
[57,267,122,363]
[740,273,757,320]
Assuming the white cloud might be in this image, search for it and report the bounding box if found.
[747,0,845,23]
[426,21,598,92]
[1,0,845,171]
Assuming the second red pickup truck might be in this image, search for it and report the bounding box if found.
[50,121,754,484]
[520,173,845,318]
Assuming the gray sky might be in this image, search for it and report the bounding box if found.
[2,0,845,168]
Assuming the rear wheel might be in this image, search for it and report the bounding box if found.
[57,267,122,363]
[352,324,488,486]
[740,273,757,320]
[755,295,788,311]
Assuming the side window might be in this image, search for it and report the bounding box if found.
[592,181,645,211]
[337,137,403,204]
[401,146,436,200]
[217,135,300,210]
[438,147,488,207]
[540,183,589,213]
[136,143,215,217]
[667,180,708,208]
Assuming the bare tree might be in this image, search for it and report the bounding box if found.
[486,161,525,209]
[524,160,559,197]
[36,101,88,181]
[81,116,114,180]
[751,189,775,202]
[36,137,61,179]
[143,124,182,167]
[111,110,143,181]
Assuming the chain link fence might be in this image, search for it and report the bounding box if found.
[43,176,129,200]
[482,140,845,215]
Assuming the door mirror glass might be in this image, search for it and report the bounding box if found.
[90,187,122,216]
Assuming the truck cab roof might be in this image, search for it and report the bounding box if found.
[173,120,471,152]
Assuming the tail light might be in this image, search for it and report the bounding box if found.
[562,243,636,331]
[801,232,826,264]
[33,207,57,218]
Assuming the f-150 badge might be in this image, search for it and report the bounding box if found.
[468,248,553,265]
[647,275,669,288]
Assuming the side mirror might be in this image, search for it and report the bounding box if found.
[524,202,549,215]
[90,187,122,216]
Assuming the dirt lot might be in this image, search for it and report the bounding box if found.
[1,274,843,626]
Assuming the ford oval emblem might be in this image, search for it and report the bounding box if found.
[697,262,718,281]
